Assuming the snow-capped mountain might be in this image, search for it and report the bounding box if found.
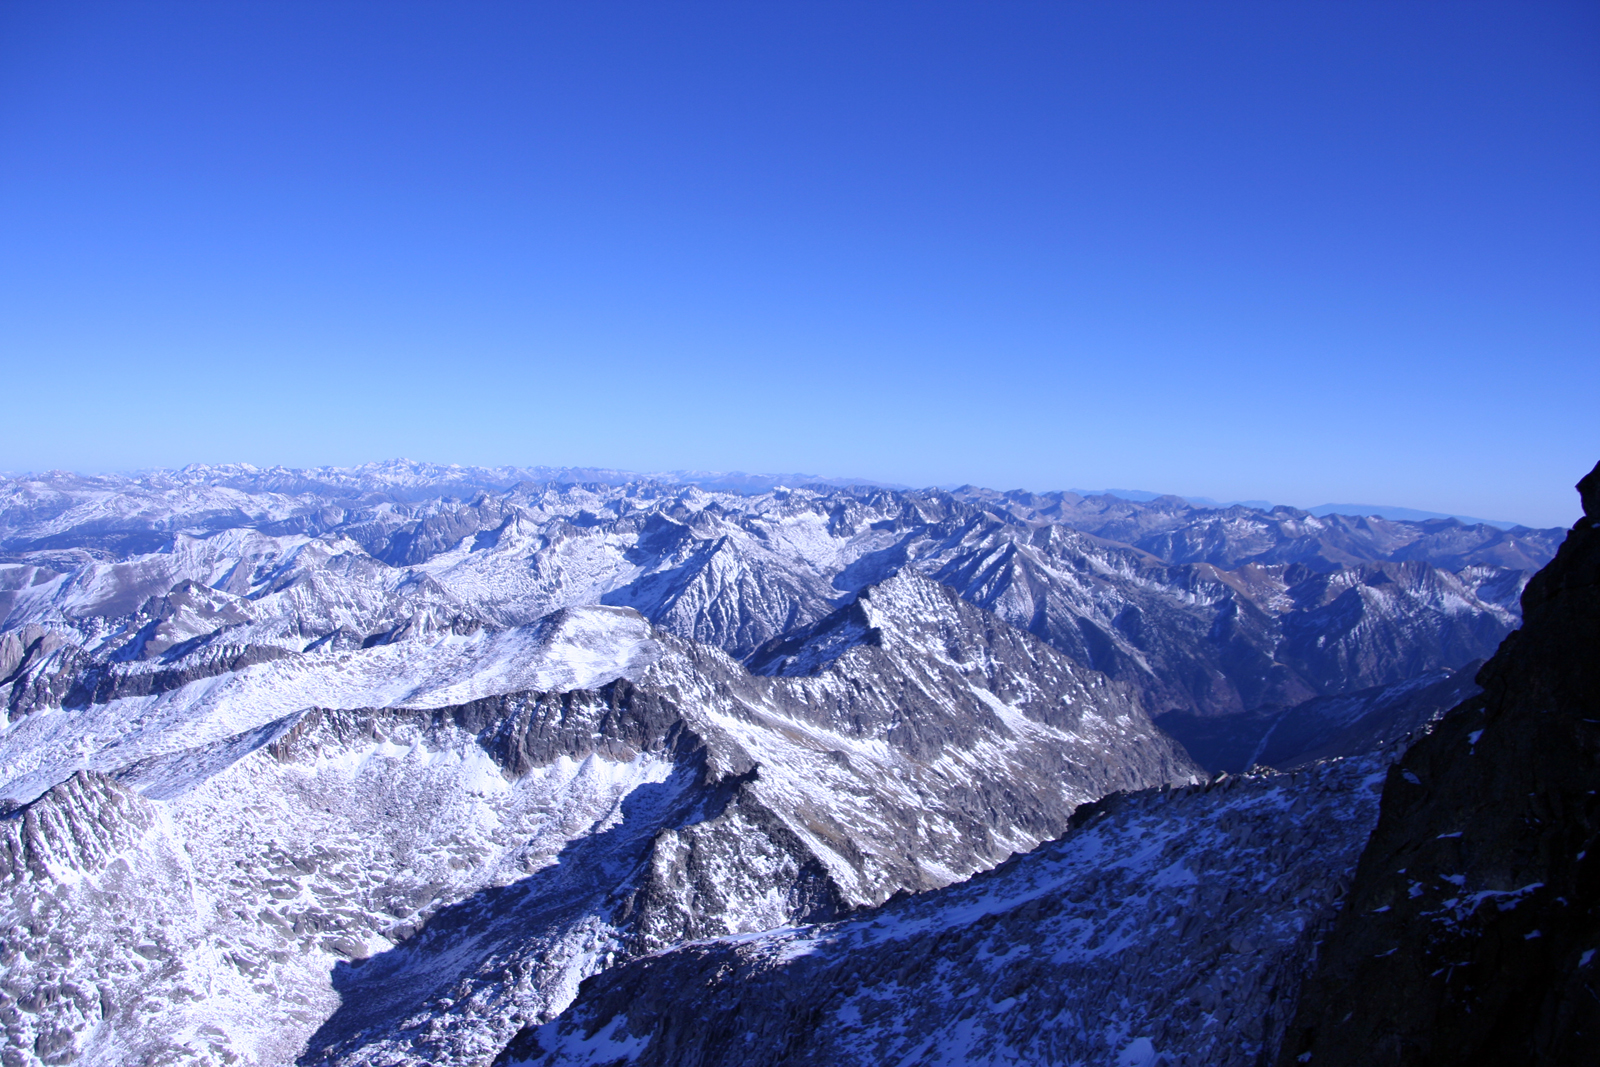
[503,463,1599,1067]
[0,462,1578,1066]
[0,565,1194,1065]
[951,486,1561,572]
[2,465,1545,740]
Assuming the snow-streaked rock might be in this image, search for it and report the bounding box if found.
[1,469,1538,723]
[504,757,1388,1067]
[0,605,660,807]
[0,565,1195,1066]
[0,464,1549,1066]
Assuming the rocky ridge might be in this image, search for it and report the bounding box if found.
[951,486,1561,572]
[503,756,1389,1067]
[0,463,1571,1065]
[493,465,1599,1067]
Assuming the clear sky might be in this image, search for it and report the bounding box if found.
[1,2,1596,526]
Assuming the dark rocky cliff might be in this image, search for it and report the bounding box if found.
[1280,461,1600,1065]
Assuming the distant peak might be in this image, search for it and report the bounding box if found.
[1305,504,1520,530]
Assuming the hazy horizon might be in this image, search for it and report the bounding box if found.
[2,456,1580,529]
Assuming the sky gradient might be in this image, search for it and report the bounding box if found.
[1,2,1596,526]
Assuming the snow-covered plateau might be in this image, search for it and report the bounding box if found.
[0,463,1569,1065]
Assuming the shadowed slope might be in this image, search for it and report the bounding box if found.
[1279,461,1600,1066]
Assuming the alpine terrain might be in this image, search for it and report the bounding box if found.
[0,461,1581,1066]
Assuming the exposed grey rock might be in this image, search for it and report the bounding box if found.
[0,463,1552,1066]
[299,575,1197,1065]
[502,757,1388,1067]
[0,468,1537,722]
[951,486,1563,572]
[0,772,201,1066]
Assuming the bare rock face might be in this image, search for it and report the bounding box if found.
[299,575,1198,1066]
[0,772,196,1066]
[1279,461,1600,1066]
[498,758,1389,1067]
[0,626,89,722]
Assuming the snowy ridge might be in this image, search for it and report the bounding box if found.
[0,605,659,806]
[951,486,1563,572]
[508,757,1389,1067]
[1,730,681,1066]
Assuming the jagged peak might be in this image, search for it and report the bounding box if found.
[1578,459,1600,522]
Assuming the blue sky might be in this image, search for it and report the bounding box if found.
[1,2,1596,526]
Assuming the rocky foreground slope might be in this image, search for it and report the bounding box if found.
[504,757,1388,1067]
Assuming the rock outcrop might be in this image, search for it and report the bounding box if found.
[0,463,1565,1066]
[1279,461,1600,1065]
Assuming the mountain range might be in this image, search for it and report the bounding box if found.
[0,460,1587,1065]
